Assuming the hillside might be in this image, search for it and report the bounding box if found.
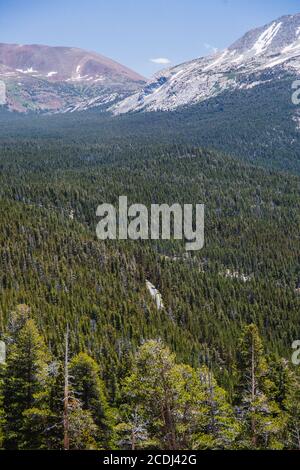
[113,13,300,114]
[0,43,145,112]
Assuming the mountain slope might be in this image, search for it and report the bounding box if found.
[113,14,300,114]
[0,43,145,112]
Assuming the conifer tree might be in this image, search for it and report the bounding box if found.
[116,405,153,450]
[195,366,240,449]
[69,352,114,448]
[68,399,98,450]
[123,340,209,450]
[283,371,300,449]
[0,363,6,449]
[4,318,52,449]
[236,324,285,449]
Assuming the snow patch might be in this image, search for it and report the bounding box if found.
[16,67,38,74]
[94,76,105,82]
[47,71,58,77]
[203,50,228,71]
[240,79,272,90]
[252,22,282,55]
[281,39,300,55]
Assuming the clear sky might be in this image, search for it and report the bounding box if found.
[0,0,299,77]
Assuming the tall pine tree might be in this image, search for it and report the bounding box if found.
[69,352,114,448]
[4,317,52,449]
[236,325,285,449]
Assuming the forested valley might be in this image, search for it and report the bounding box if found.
[0,112,299,449]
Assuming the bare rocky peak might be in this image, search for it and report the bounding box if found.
[113,13,300,115]
[0,43,145,113]
[0,43,145,84]
[229,14,300,56]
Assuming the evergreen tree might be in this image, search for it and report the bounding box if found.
[69,352,114,448]
[4,318,52,449]
[194,366,240,449]
[236,325,285,449]
[284,370,300,449]
[123,340,209,450]
[68,398,98,450]
[0,363,6,449]
[115,405,153,450]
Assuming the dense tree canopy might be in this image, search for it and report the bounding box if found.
[0,110,299,449]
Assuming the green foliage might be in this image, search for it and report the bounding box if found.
[0,364,6,449]
[69,352,115,448]
[236,325,286,449]
[0,106,299,450]
[68,404,98,450]
[3,315,52,449]
[122,340,238,450]
[0,314,298,450]
[283,367,300,449]
[195,367,240,449]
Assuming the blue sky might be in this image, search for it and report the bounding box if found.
[0,0,299,77]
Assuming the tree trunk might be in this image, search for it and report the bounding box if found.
[251,336,257,448]
[63,324,70,451]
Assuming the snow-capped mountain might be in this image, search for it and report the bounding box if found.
[2,14,300,115]
[0,44,145,112]
[112,14,300,114]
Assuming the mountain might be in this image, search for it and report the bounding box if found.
[112,14,300,114]
[2,14,300,116]
[0,43,145,112]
